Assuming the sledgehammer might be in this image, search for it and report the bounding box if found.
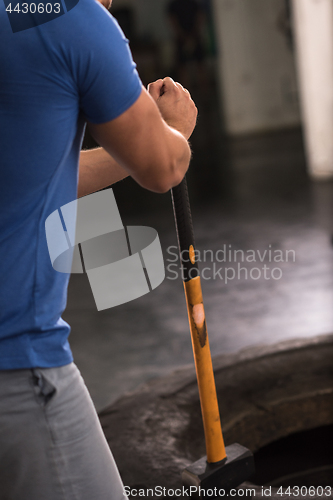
[171,178,254,498]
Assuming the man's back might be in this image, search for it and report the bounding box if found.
[0,0,142,369]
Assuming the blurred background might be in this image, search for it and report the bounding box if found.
[64,0,333,411]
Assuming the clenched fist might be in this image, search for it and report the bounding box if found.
[148,77,198,140]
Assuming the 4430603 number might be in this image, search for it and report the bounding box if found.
[5,2,61,13]
[277,486,332,497]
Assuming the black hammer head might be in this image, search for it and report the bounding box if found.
[182,443,255,498]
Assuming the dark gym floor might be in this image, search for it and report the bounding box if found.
[63,92,333,412]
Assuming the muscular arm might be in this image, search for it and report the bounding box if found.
[85,80,196,194]
[78,148,128,198]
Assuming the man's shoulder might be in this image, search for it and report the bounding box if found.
[52,0,122,42]
[66,0,112,24]
[42,0,128,81]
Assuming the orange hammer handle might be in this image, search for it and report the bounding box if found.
[171,178,226,464]
[184,276,226,463]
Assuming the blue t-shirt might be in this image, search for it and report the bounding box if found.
[0,0,142,369]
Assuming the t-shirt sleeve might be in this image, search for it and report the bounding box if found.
[66,0,142,124]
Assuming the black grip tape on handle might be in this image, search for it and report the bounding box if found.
[171,177,199,282]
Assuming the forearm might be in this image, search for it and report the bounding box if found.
[131,119,192,193]
[87,84,196,194]
[78,148,129,198]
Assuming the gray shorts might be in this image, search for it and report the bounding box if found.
[0,363,128,500]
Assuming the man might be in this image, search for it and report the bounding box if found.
[0,0,197,497]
